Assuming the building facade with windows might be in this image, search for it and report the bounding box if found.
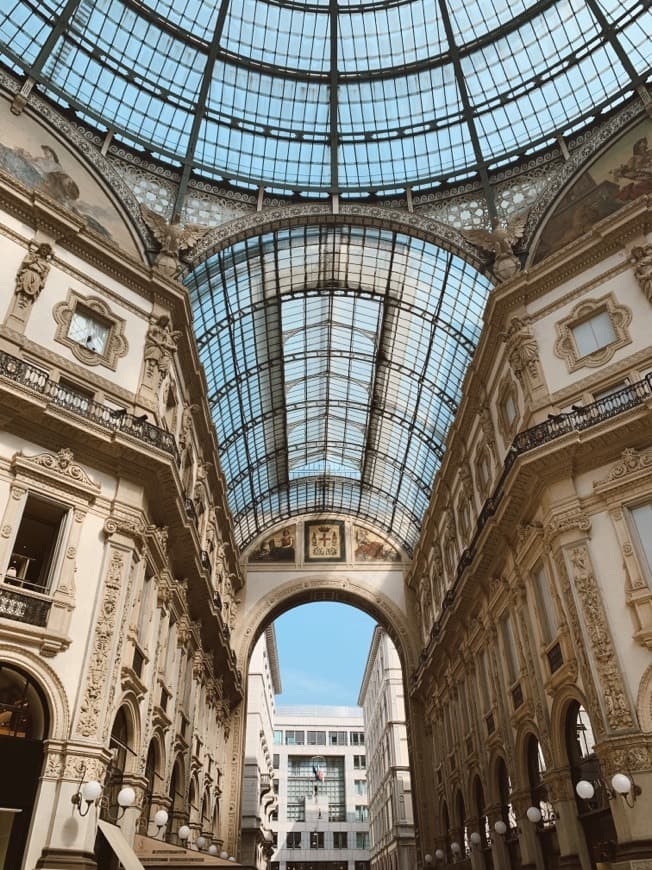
[358,628,415,870]
[270,708,370,870]
[0,3,651,869]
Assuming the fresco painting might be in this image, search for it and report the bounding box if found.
[0,96,137,254]
[249,525,297,563]
[534,119,652,263]
[353,525,401,562]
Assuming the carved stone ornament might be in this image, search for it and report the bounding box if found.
[14,241,53,307]
[553,294,632,372]
[143,315,182,384]
[141,205,213,277]
[568,544,634,730]
[53,290,128,370]
[630,243,652,302]
[500,316,543,387]
[460,213,528,283]
[14,448,100,497]
[76,551,125,737]
[544,508,591,544]
[602,446,652,484]
[103,515,146,541]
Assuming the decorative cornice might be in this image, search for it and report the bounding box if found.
[11,448,100,498]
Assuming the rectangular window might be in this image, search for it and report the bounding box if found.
[501,615,519,684]
[572,311,616,357]
[532,564,558,644]
[307,730,326,745]
[287,832,302,849]
[6,495,67,592]
[478,650,491,713]
[631,503,652,585]
[329,731,347,745]
[285,730,305,745]
[273,730,283,745]
[350,731,365,745]
[355,805,369,822]
[310,832,324,849]
[356,831,370,849]
[353,755,366,769]
[334,832,348,849]
[67,304,111,354]
[354,779,367,796]
[272,754,280,769]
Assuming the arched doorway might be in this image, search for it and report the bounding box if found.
[473,777,492,870]
[0,664,49,870]
[564,702,617,868]
[168,756,187,844]
[139,738,164,836]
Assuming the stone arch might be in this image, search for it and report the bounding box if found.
[111,693,142,773]
[0,644,70,740]
[513,721,543,788]
[235,573,418,676]
[188,204,487,276]
[549,686,592,770]
[636,663,652,732]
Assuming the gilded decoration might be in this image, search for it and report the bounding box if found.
[553,294,632,372]
[53,289,128,370]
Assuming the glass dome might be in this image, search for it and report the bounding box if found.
[0,0,649,195]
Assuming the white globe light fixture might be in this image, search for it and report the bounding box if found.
[435,849,445,861]
[228,856,236,862]
[208,845,218,856]
[575,780,595,800]
[178,825,190,842]
[220,851,229,860]
[470,832,482,847]
[117,787,136,808]
[611,773,631,795]
[154,809,169,829]
[196,836,207,850]
[494,820,507,836]
[526,806,542,824]
[424,854,433,865]
[81,780,102,803]
[451,841,461,855]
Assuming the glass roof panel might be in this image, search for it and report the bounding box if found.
[186,225,491,553]
[1,0,647,193]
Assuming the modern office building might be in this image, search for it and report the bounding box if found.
[358,628,415,870]
[0,3,651,870]
[271,708,371,870]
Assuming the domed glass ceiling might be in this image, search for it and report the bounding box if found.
[0,0,649,194]
[186,225,491,552]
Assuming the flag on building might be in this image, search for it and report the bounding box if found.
[313,764,324,781]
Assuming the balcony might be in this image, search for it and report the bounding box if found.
[0,583,51,627]
[0,349,178,459]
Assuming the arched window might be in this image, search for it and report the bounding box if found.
[101,707,131,823]
[526,736,558,870]
[168,757,187,843]
[138,740,162,835]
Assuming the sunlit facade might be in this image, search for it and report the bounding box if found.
[0,2,650,870]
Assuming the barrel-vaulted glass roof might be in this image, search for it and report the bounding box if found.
[186,225,491,552]
[0,0,649,195]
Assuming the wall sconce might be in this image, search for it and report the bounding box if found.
[526,806,542,824]
[470,832,482,849]
[116,787,136,820]
[435,849,445,862]
[178,825,190,843]
[575,773,641,809]
[220,851,229,860]
[71,776,102,817]
[208,845,219,856]
[493,820,507,836]
[154,810,168,838]
[450,841,462,859]
[195,836,207,851]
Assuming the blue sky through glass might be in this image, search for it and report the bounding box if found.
[274,602,377,707]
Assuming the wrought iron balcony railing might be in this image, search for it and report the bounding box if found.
[0,349,178,459]
[0,583,51,627]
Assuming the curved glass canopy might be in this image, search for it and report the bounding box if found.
[0,0,649,194]
[186,225,491,552]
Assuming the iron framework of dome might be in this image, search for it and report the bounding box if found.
[0,0,650,197]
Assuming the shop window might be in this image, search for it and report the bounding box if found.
[6,495,67,593]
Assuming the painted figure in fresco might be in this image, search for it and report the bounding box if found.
[613,137,652,200]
